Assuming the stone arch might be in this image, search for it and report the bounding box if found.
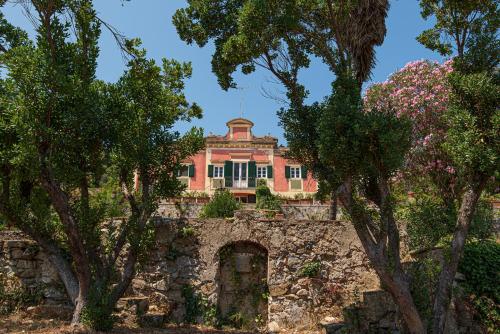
[215,240,269,330]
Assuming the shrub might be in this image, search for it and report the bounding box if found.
[80,287,116,331]
[398,195,456,250]
[459,240,500,302]
[469,200,495,240]
[399,195,494,251]
[0,273,43,315]
[459,240,500,333]
[408,257,441,322]
[182,284,217,325]
[179,226,195,238]
[299,261,321,278]
[255,184,281,211]
[200,189,241,218]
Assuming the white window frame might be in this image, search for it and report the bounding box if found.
[177,164,189,178]
[256,166,267,179]
[290,166,301,179]
[213,165,224,178]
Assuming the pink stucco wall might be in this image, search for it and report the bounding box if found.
[210,149,269,163]
[273,155,289,192]
[273,156,317,193]
[232,127,248,140]
[190,151,206,190]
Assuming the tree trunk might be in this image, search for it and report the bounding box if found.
[71,292,88,325]
[0,202,80,304]
[377,270,426,334]
[37,241,79,303]
[329,190,337,220]
[432,180,486,334]
[338,179,426,333]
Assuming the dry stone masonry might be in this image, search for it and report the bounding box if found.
[0,235,68,305]
[1,211,386,332]
[130,210,380,332]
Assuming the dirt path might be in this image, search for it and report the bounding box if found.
[0,311,256,334]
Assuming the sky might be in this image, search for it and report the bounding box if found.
[2,0,445,145]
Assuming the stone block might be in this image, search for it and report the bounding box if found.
[296,288,309,297]
[132,278,148,290]
[139,312,165,328]
[268,321,280,333]
[269,283,290,297]
[234,253,252,273]
[153,278,169,291]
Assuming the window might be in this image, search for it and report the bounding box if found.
[214,165,224,178]
[177,165,189,177]
[290,166,301,179]
[256,166,267,178]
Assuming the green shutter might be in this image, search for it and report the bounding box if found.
[188,164,195,177]
[224,161,233,187]
[267,165,273,178]
[301,166,308,179]
[208,164,214,178]
[285,166,291,179]
[248,161,256,188]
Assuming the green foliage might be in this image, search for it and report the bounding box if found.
[181,284,216,325]
[408,257,442,322]
[165,244,180,261]
[398,195,456,250]
[0,1,204,327]
[459,240,500,333]
[470,200,495,240]
[459,240,500,302]
[227,311,248,329]
[255,184,281,211]
[200,189,241,218]
[469,295,500,334]
[399,195,494,251]
[179,226,195,238]
[174,0,388,90]
[417,0,498,57]
[0,273,43,315]
[443,70,499,178]
[81,301,115,331]
[299,261,321,278]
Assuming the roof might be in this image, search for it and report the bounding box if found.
[226,118,254,127]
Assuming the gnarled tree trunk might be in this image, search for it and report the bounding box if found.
[338,178,426,334]
[432,178,488,334]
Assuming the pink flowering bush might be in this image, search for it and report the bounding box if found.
[364,60,458,198]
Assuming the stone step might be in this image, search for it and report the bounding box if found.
[116,296,149,315]
[139,312,165,328]
[321,322,345,334]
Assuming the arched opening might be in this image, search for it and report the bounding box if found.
[216,241,269,330]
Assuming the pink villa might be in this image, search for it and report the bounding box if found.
[177,118,317,203]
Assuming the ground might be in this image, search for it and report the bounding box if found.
[0,311,325,334]
[0,311,255,334]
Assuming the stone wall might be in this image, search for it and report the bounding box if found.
[157,202,333,220]
[0,237,67,305]
[131,211,379,332]
[0,212,378,332]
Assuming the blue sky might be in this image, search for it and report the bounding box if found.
[3,0,445,144]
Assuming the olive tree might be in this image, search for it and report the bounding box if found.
[0,0,203,329]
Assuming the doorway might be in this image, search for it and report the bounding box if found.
[233,162,248,188]
[216,241,269,330]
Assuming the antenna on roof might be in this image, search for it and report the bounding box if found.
[236,85,249,118]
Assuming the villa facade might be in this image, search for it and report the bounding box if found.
[178,118,317,202]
